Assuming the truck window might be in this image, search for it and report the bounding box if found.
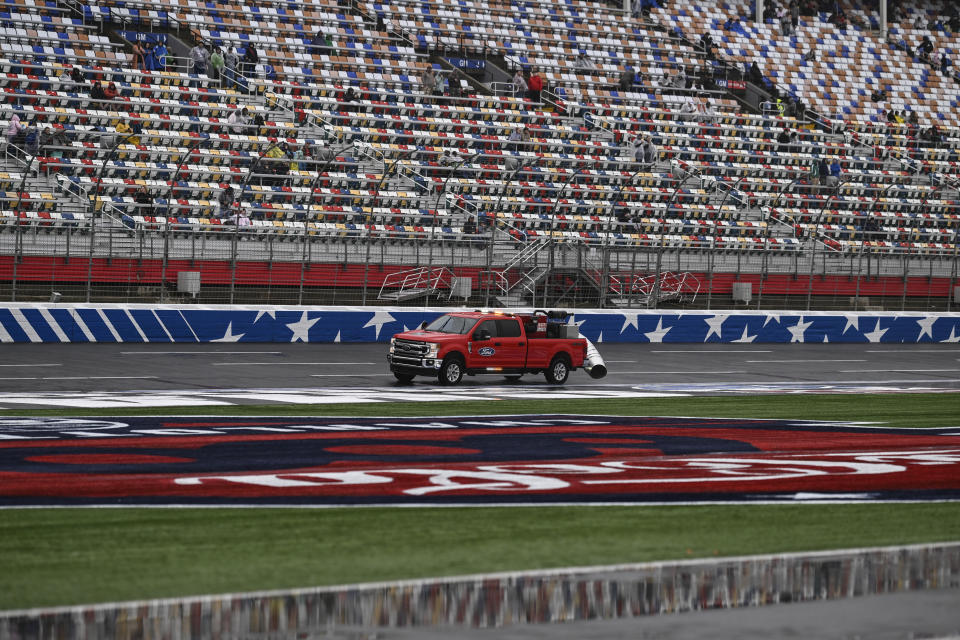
[496,319,522,337]
[425,315,475,334]
[475,320,498,338]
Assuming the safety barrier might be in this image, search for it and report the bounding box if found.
[1,304,959,344]
[1,543,957,638]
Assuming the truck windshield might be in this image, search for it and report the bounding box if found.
[424,315,475,334]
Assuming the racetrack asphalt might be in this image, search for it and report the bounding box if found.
[1,342,959,403]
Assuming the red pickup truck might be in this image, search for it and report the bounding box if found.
[388,310,597,385]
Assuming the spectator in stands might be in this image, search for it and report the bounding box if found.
[104,82,119,105]
[241,44,258,74]
[698,33,715,59]
[618,65,635,92]
[217,185,236,217]
[70,66,86,88]
[153,40,167,72]
[803,48,816,63]
[871,88,887,102]
[917,36,933,63]
[90,81,106,105]
[210,47,224,83]
[914,14,926,30]
[142,41,157,72]
[748,61,763,86]
[420,67,435,97]
[827,158,841,187]
[5,111,26,156]
[780,5,794,36]
[224,46,238,89]
[134,186,152,217]
[908,111,919,126]
[790,0,800,30]
[642,134,658,165]
[512,68,527,99]
[191,41,210,76]
[941,53,951,76]
[228,106,250,133]
[115,120,133,144]
[673,66,687,89]
[508,127,521,152]
[816,156,830,186]
[629,135,643,163]
[433,69,445,97]
[527,69,543,102]
[132,41,145,70]
[776,126,791,149]
[575,51,593,71]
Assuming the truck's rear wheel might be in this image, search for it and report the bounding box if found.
[393,371,415,383]
[544,356,570,385]
[438,356,464,386]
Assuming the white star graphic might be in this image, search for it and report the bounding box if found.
[211,322,245,343]
[916,316,936,340]
[620,312,641,334]
[334,330,341,343]
[942,327,960,343]
[787,317,813,343]
[762,314,781,328]
[644,318,672,343]
[863,320,888,343]
[363,310,396,339]
[254,309,277,323]
[704,314,729,341]
[596,331,603,343]
[731,326,757,343]
[823,334,829,343]
[286,311,321,343]
[842,314,859,334]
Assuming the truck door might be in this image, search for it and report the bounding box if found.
[467,319,499,369]
[494,318,526,369]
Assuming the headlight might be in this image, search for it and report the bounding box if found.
[426,343,439,358]
[389,337,396,354]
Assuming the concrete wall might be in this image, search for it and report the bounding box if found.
[1,304,960,344]
[2,543,957,638]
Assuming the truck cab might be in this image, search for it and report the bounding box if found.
[388,310,591,385]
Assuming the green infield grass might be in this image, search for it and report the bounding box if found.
[2,392,959,611]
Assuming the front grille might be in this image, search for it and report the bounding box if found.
[394,339,429,357]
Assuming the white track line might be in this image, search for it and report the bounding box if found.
[213,362,378,366]
[651,350,772,353]
[746,359,867,363]
[41,376,160,381]
[0,363,62,367]
[840,369,960,373]
[121,351,284,355]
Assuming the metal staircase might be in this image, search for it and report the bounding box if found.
[378,266,454,302]
[491,238,550,307]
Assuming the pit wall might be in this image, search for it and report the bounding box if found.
[1,304,960,343]
[2,543,957,638]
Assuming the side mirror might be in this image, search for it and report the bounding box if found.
[419,321,428,330]
[473,330,491,341]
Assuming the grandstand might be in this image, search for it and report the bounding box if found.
[0,0,957,309]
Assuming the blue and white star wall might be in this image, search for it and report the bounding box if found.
[0,304,959,344]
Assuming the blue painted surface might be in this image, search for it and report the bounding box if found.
[0,305,959,344]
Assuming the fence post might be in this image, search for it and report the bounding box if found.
[901,252,909,311]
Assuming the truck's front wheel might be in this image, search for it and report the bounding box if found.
[438,355,464,386]
[393,371,416,383]
[545,356,570,385]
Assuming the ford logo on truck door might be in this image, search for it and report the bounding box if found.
[478,347,496,356]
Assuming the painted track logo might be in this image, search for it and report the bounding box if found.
[1,415,959,506]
